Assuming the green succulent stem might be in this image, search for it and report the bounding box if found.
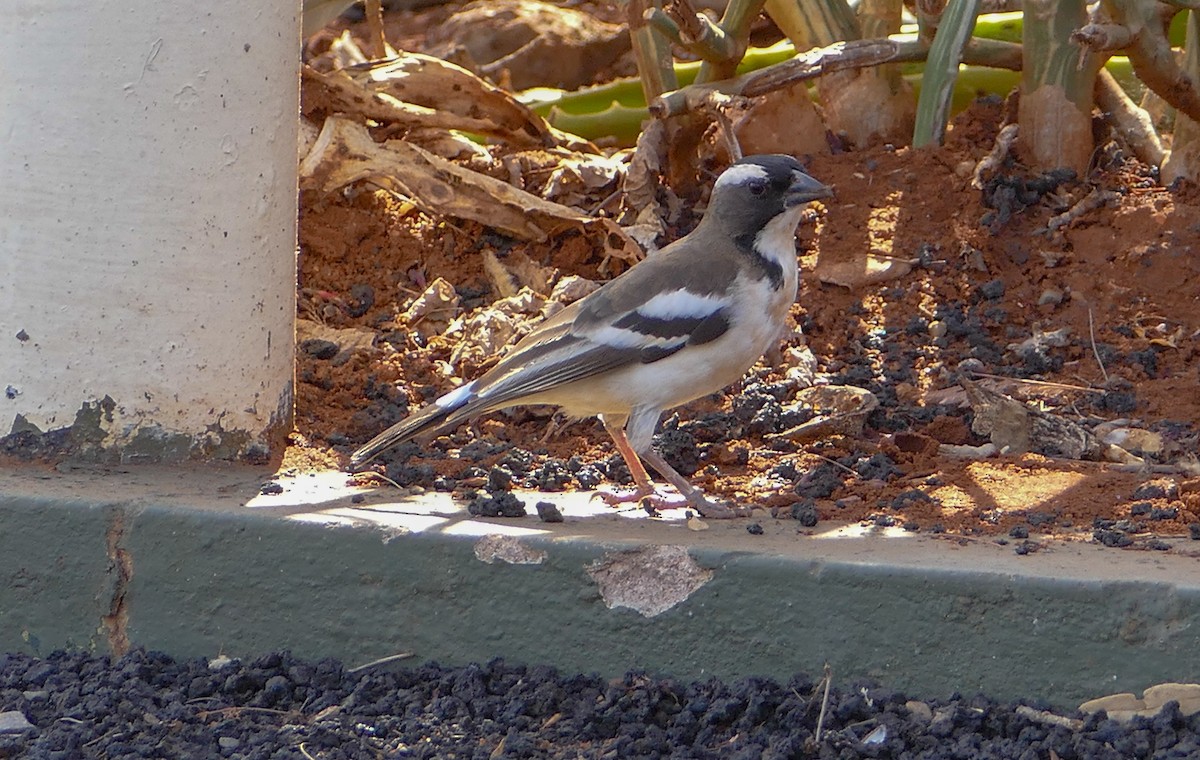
[913,0,984,147]
[1163,10,1200,181]
[627,0,678,101]
[1019,0,1103,172]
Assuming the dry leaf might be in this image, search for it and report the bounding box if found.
[342,53,581,149]
[301,116,640,261]
[771,386,879,444]
[961,378,1102,460]
[401,277,460,340]
[303,53,574,150]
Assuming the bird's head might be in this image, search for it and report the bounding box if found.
[703,154,832,233]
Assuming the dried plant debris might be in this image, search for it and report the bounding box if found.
[299,116,639,266]
[424,0,631,91]
[959,378,1198,471]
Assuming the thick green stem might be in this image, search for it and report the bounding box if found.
[1163,10,1200,182]
[764,0,860,49]
[646,7,741,64]
[627,0,678,101]
[695,0,768,83]
[913,0,983,147]
[1020,0,1101,173]
[652,34,1021,118]
[1101,0,1200,124]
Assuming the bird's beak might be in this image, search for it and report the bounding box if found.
[785,171,834,207]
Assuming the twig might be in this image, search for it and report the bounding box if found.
[1045,189,1120,231]
[356,470,404,490]
[964,370,1104,394]
[971,123,1019,189]
[700,92,743,161]
[364,0,387,60]
[1100,462,1199,474]
[814,663,833,744]
[810,453,864,479]
[196,706,293,720]
[1015,705,1084,731]
[651,34,1023,118]
[1087,307,1111,385]
[1095,68,1165,167]
[347,651,415,673]
[299,742,319,760]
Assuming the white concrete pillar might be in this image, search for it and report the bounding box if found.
[1,2,299,462]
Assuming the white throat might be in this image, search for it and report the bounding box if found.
[754,206,805,277]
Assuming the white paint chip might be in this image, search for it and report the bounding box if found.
[474,534,547,565]
[586,545,713,617]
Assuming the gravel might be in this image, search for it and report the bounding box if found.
[2,649,1199,759]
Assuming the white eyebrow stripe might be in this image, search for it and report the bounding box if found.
[636,290,727,320]
[713,163,770,189]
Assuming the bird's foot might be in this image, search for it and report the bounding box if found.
[683,492,747,520]
[593,488,746,519]
[593,487,686,514]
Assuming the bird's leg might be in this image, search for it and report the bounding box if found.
[598,418,743,518]
[596,420,690,511]
[638,448,744,519]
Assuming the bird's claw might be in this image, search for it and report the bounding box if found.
[684,494,747,520]
[592,488,746,519]
[593,488,684,512]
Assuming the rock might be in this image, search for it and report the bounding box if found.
[0,711,33,733]
[905,700,933,723]
[1038,287,1064,306]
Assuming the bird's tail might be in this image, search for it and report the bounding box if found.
[348,381,478,468]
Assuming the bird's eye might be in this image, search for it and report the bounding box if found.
[748,179,766,196]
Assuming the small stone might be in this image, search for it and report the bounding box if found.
[1014,540,1040,555]
[1037,288,1064,306]
[906,700,934,723]
[790,500,819,527]
[1133,481,1177,500]
[218,736,241,750]
[0,711,34,733]
[746,523,764,535]
[300,338,339,361]
[1008,525,1029,539]
[979,279,1005,300]
[1094,529,1133,548]
[535,501,564,523]
[15,329,29,342]
[1189,523,1200,540]
[259,481,284,496]
[957,357,985,375]
[927,320,948,339]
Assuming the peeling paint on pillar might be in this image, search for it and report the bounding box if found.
[0,0,299,465]
[99,508,133,657]
[0,386,291,463]
[586,545,713,617]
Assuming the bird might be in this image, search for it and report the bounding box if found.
[349,154,832,517]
